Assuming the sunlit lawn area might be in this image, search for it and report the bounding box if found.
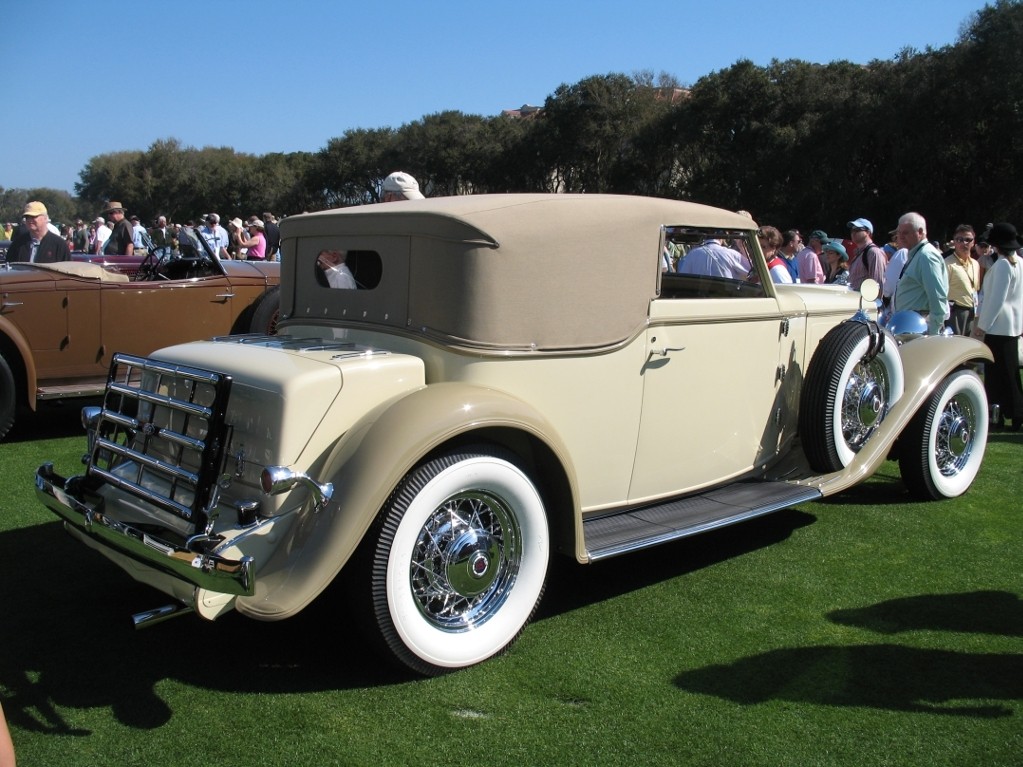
[1,403,1020,766]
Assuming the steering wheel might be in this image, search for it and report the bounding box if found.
[134,250,172,281]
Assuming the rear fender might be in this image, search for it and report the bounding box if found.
[235,381,579,620]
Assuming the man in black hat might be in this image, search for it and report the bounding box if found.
[102,201,134,256]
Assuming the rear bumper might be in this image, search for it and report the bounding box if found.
[36,462,255,597]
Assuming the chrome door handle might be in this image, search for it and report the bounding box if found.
[650,346,685,357]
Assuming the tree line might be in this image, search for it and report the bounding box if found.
[4,1,1020,243]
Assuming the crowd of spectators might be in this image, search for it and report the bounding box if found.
[3,206,284,262]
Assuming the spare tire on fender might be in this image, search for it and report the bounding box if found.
[798,320,905,472]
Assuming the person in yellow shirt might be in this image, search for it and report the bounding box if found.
[944,224,980,335]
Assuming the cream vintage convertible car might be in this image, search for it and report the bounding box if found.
[37,194,991,675]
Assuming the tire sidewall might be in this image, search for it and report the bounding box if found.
[804,323,904,470]
[250,286,280,335]
[831,333,905,466]
[921,370,988,498]
[383,454,549,670]
[0,354,15,440]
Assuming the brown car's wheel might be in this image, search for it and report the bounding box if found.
[799,321,904,472]
[0,354,17,440]
[364,447,549,676]
[250,287,280,335]
[898,369,988,500]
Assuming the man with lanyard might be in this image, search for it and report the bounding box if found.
[893,211,949,336]
[846,217,888,290]
[6,201,70,263]
[944,224,980,335]
[102,202,134,256]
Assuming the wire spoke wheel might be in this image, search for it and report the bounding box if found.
[365,448,549,675]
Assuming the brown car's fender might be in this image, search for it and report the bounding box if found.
[235,381,580,621]
[0,315,38,409]
[812,334,992,496]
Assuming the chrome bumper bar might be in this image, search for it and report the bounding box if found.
[36,463,255,597]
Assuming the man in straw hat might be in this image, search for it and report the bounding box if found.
[101,201,134,256]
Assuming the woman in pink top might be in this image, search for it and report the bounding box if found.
[237,219,267,260]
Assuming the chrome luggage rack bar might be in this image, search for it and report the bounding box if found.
[88,353,234,533]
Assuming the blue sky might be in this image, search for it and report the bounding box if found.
[2,0,989,193]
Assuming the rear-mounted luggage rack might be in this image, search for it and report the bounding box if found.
[87,353,233,533]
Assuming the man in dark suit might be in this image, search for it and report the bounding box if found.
[6,201,71,263]
[150,215,172,254]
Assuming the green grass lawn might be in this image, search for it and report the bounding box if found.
[2,404,1020,766]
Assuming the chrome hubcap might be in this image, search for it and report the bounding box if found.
[842,359,890,450]
[936,394,976,476]
[410,491,520,631]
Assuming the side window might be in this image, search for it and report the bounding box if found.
[313,249,383,290]
[659,227,767,299]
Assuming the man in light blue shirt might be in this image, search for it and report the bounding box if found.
[677,238,752,280]
[893,212,949,335]
[199,213,231,260]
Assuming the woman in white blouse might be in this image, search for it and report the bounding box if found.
[972,222,1023,430]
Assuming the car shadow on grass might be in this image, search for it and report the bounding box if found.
[674,590,1023,717]
[0,522,407,735]
[0,509,817,733]
[539,508,817,620]
[4,398,103,443]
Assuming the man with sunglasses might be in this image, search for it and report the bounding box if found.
[944,224,980,335]
[845,217,888,290]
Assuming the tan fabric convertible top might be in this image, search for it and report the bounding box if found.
[281,194,756,351]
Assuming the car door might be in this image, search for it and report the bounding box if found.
[628,288,797,503]
[96,274,237,373]
[0,267,102,379]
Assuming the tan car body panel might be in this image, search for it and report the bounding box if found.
[0,260,279,410]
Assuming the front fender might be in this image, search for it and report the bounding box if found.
[812,335,992,495]
[236,381,579,620]
[0,316,37,409]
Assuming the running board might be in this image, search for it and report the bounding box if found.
[584,480,821,561]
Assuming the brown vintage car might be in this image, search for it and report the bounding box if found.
[0,254,280,439]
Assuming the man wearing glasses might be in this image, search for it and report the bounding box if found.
[6,201,70,263]
[845,217,888,290]
[893,212,949,336]
[944,224,980,335]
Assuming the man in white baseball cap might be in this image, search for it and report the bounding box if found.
[381,171,424,201]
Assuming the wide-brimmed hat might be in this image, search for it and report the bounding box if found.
[229,217,244,230]
[808,229,828,242]
[987,222,1021,251]
[103,201,125,215]
[22,201,48,217]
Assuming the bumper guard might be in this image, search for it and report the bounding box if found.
[36,462,255,597]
